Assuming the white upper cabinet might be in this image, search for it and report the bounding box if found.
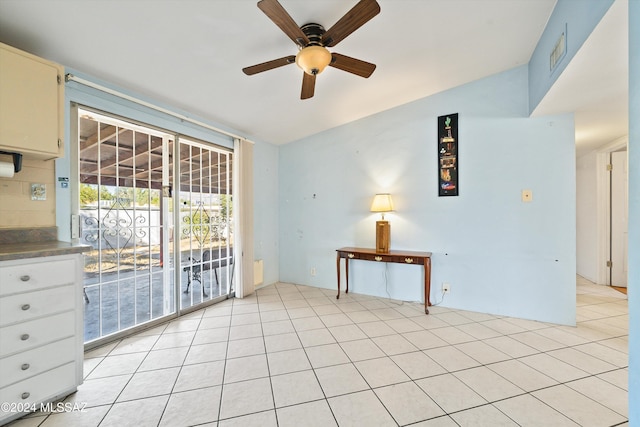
[0,42,64,159]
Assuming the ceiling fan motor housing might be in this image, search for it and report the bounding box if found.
[296,23,331,75]
[300,23,327,46]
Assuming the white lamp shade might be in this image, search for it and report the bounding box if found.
[296,46,332,75]
[370,193,394,213]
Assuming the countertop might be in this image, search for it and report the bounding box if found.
[0,240,90,262]
[0,227,90,261]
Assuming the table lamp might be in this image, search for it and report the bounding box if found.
[370,193,394,253]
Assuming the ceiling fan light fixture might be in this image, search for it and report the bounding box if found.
[295,45,332,75]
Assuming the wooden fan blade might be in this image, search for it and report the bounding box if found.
[330,53,376,78]
[243,55,296,75]
[323,0,380,47]
[257,0,309,47]
[301,72,316,99]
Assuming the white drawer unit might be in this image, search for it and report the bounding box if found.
[0,337,75,387]
[0,311,75,358]
[0,258,75,296]
[0,285,75,327]
[0,254,84,426]
[0,363,76,414]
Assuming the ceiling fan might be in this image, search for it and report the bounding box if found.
[242,0,380,99]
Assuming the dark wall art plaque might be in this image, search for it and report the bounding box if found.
[438,113,459,197]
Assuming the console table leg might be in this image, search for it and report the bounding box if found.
[345,258,349,294]
[336,254,341,299]
[424,257,431,314]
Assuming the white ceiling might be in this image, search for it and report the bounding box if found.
[0,0,628,152]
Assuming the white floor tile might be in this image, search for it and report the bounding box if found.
[117,367,180,401]
[305,343,350,368]
[565,376,628,417]
[184,341,227,364]
[372,334,418,356]
[327,324,367,342]
[493,394,579,427]
[423,346,480,372]
[298,328,337,347]
[227,335,264,355]
[354,356,410,388]
[546,347,617,375]
[224,354,269,383]
[277,400,338,427]
[390,351,446,379]
[315,363,370,397]
[486,359,557,392]
[416,374,486,413]
[218,410,278,427]
[101,395,168,427]
[374,381,444,425]
[339,338,386,361]
[533,384,627,427]
[261,319,295,336]
[264,332,302,352]
[454,341,511,365]
[401,330,448,350]
[218,410,277,427]
[173,360,225,392]
[518,353,590,383]
[450,404,519,427]
[64,374,131,407]
[159,386,222,426]
[267,348,312,375]
[328,390,397,427]
[138,346,189,372]
[271,370,324,407]
[38,405,109,427]
[86,352,146,379]
[219,377,273,420]
[454,366,524,402]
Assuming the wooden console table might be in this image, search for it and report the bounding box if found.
[336,247,432,314]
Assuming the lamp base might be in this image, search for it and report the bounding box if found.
[376,220,390,253]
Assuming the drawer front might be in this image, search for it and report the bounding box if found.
[0,362,76,411]
[0,285,75,327]
[0,337,76,388]
[0,258,76,296]
[0,311,75,358]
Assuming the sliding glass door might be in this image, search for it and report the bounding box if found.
[77,108,233,344]
[178,139,234,310]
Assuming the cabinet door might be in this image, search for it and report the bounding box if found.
[0,43,63,158]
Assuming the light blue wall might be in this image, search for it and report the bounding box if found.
[628,0,639,422]
[279,65,576,325]
[253,140,280,286]
[528,0,614,113]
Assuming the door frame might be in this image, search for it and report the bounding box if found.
[596,136,628,285]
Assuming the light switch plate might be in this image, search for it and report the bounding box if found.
[521,189,533,202]
[31,183,46,201]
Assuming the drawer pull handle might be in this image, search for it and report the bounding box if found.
[405,258,414,264]
[20,334,30,341]
[348,253,355,259]
[374,256,383,261]
[21,363,30,371]
[21,392,30,400]
[20,275,31,282]
[21,304,31,311]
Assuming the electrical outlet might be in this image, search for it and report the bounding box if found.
[442,283,450,293]
[310,267,317,277]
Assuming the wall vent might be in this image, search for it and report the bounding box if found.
[550,26,567,72]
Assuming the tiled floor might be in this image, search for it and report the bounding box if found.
[11,277,628,426]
